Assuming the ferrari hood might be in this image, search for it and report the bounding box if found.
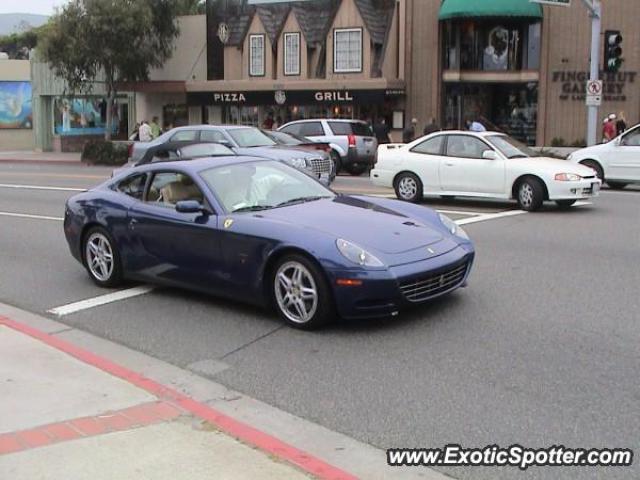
[258,196,447,254]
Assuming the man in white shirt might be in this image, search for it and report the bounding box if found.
[138,120,152,142]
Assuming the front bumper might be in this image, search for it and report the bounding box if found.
[327,245,474,320]
[548,178,602,200]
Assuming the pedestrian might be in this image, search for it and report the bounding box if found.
[262,112,274,130]
[129,123,140,141]
[373,117,391,144]
[403,118,418,143]
[616,111,627,137]
[138,120,153,142]
[603,114,616,142]
[465,118,486,132]
[273,116,282,130]
[422,117,440,136]
[150,116,161,138]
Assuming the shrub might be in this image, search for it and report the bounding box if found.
[550,137,566,147]
[81,140,128,166]
[571,138,586,148]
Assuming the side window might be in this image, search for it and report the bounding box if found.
[146,172,204,207]
[621,128,640,146]
[170,130,198,142]
[280,123,301,135]
[446,135,492,159]
[200,130,227,143]
[328,122,352,135]
[116,174,147,200]
[411,136,444,155]
[299,122,325,137]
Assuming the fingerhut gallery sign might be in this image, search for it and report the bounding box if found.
[552,70,636,102]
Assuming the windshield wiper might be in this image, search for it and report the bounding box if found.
[275,196,330,208]
[232,205,273,213]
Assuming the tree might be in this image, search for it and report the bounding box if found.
[40,0,181,140]
[175,0,206,15]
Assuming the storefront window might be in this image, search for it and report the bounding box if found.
[162,104,188,130]
[443,21,541,72]
[444,82,538,145]
[53,97,127,137]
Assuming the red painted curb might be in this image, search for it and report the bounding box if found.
[0,316,358,480]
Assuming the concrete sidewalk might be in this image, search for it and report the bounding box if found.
[0,151,82,164]
[0,319,344,479]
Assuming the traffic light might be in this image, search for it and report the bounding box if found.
[604,30,623,73]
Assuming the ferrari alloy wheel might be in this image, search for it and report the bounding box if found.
[83,227,123,287]
[272,255,334,329]
[517,178,544,212]
[395,172,422,203]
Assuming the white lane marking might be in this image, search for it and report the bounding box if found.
[0,211,64,221]
[0,183,86,192]
[456,209,528,226]
[47,286,155,317]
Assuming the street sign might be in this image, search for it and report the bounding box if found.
[530,0,571,6]
[586,79,603,106]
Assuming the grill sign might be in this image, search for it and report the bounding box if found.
[314,91,354,101]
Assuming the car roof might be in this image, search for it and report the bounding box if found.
[141,155,269,173]
[285,118,367,124]
[169,124,255,131]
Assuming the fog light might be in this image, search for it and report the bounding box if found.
[336,279,363,286]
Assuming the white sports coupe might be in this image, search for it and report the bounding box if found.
[371,131,601,211]
[568,123,640,189]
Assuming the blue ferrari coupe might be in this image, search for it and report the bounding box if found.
[64,156,475,329]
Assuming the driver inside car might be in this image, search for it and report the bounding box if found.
[214,165,284,212]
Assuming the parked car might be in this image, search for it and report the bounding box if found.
[567,123,640,189]
[64,157,474,329]
[372,131,602,211]
[261,129,336,182]
[278,119,377,176]
[128,125,333,184]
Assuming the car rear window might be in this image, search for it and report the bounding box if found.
[328,122,373,137]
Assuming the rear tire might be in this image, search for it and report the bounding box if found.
[607,181,628,190]
[82,226,123,288]
[271,254,335,330]
[517,178,545,211]
[331,151,342,175]
[394,172,423,203]
[345,164,367,176]
[580,159,604,182]
[556,200,577,209]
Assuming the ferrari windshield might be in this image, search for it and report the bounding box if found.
[488,135,538,159]
[228,127,277,148]
[200,160,334,213]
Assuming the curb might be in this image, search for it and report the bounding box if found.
[0,315,358,480]
[0,159,83,166]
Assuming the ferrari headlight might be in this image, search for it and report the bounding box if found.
[336,239,384,268]
[439,213,469,240]
[555,173,582,181]
[288,158,308,169]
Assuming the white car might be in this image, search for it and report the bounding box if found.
[371,131,601,211]
[568,123,640,189]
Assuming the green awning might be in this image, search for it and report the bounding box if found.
[439,0,543,21]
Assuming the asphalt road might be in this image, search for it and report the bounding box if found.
[0,162,638,480]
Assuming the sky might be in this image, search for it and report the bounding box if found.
[0,0,67,16]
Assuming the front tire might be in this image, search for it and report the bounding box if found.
[330,151,342,175]
[580,159,604,182]
[607,181,628,190]
[394,172,423,203]
[517,178,545,211]
[556,200,577,209]
[272,255,335,330]
[83,227,123,287]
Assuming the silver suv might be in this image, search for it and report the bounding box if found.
[278,119,377,175]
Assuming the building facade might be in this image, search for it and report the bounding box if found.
[13,0,639,152]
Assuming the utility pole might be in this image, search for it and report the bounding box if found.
[582,0,601,146]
